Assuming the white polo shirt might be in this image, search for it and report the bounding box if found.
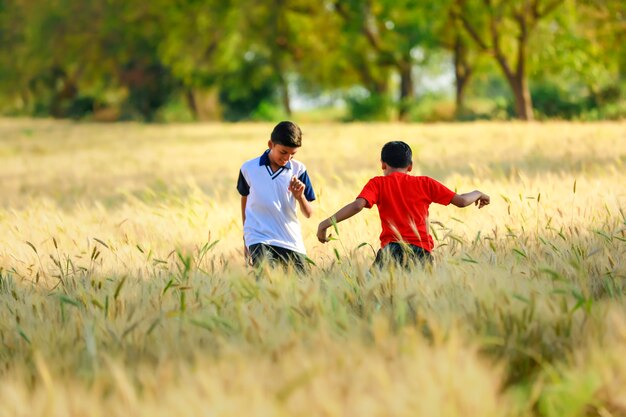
[237,150,316,254]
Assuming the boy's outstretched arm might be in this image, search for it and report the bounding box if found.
[317,198,367,243]
[451,190,490,208]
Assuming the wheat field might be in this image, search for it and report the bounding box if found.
[0,118,625,417]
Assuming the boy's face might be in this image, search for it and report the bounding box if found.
[268,140,298,167]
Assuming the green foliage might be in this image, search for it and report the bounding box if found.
[154,0,242,89]
[218,57,282,122]
[0,0,624,121]
[579,100,626,121]
[157,95,196,123]
[119,62,178,122]
[344,90,393,121]
[407,93,455,122]
[528,81,625,121]
[537,371,601,417]
[530,83,587,120]
[251,101,286,122]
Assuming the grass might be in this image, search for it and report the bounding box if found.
[0,117,625,416]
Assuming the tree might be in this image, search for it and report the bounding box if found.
[453,0,566,120]
[574,0,626,92]
[435,6,479,118]
[150,0,244,120]
[0,0,177,120]
[331,0,447,120]
[238,0,313,117]
[517,0,625,118]
[0,0,28,111]
[0,0,101,116]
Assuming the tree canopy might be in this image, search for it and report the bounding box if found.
[0,0,624,121]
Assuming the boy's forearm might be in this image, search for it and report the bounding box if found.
[241,196,248,256]
[451,190,490,208]
[241,196,247,225]
[296,196,314,218]
[320,199,365,229]
[317,199,366,243]
[464,191,481,206]
[452,191,476,207]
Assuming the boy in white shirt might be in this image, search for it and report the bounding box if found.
[237,121,316,272]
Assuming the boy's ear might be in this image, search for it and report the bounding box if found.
[267,139,273,149]
[407,163,413,172]
[381,161,387,170]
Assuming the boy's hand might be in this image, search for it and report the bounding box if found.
[317,223,331,243]
[476,193,490,208]
[289,176,306,199]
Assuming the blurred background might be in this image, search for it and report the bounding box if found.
[0,0,624,123]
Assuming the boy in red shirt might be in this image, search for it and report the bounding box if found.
[317,141,490,267]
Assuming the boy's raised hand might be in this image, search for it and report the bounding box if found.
[289,176,306,199]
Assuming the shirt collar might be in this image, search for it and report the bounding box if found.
[259,149,292,169]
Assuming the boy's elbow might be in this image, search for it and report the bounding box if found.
[353,198,367,212]
[450,194,466,208]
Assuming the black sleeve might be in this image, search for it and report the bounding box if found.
[237,170,250,196]
[298,171,316,202]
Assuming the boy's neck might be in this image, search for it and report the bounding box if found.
[269,161,284,172]
[383,167,410,176]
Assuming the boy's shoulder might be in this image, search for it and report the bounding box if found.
[289,158,307,172]
[368,173,431,180]
[367,173,439,187]
[240,154,263,170]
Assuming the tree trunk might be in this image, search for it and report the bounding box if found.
[455,1,540,121]
[511,14,533,121]
[279,74,292,116]
[494,41,534,120]
[453,34,472,119]
[188,87,222,121]
[20,90,30,112]
[455,77,469,119]
[50,76,78,118]
[185,89,198,119]
[398,61,414,122]
[511,74,533,121]
[361,71,389,98]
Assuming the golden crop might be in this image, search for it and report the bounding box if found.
[0,118,625,417]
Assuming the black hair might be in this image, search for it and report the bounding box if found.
[271,121,302,147]
[381,141,412,168]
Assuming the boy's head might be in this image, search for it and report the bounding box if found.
[267,121,302,168]
[270,121,302,147]
[381,141,412,169]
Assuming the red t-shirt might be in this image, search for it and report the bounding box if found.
[357,172,455,251]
